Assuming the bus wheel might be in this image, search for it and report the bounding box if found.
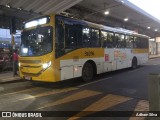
[82,62,94,82]
[132,57,137,69]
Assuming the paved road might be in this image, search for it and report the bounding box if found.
[1,58,160,120]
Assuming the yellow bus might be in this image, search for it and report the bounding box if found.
[19,14,149,82]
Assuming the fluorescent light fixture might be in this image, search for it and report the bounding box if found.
[39,18,47,24]
[124,18,128,22]
[6,4,11,8]
[25,20,38,28]
[17,7,22,10]
[147,27,151,29]
[104,11,109,15]
[149,38,155,41]
[23,48,28,53]
[25,18,47,28]
[121,1,124,3]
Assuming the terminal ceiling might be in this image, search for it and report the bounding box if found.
[77,0,160,34]
[0,0,160,35]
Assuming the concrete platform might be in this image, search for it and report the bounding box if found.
[0,71,21,83]
[1,58,160,119]
[149,54,160,59]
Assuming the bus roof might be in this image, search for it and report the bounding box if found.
[83,20,150,39]
[23,14,150,39]
[56,15,150,39]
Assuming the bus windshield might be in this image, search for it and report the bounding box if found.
[20,26,53,56]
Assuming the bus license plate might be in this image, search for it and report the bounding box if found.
[25,76,31,80]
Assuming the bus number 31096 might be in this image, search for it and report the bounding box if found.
[84,51,95,56]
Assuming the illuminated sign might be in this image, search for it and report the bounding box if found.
[24,18,47,28]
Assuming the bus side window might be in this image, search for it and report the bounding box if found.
[64,24,82,53]
[82,27,91,47]
[76,25,83,48]
[115,34,125,48]
[101,31,108,48]
[120,34,125,48]
[91,28,100,47]
[65,24,76,50]
[115,33,120,48]
[143,38,149,48]
[55,19,65,58]
[126,35,134,48]
[107,32,114,48]
[134,37,148,48]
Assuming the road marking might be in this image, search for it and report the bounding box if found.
[36,90,101,110]
[0,73,19,80]
[18,87,78,101]
[133,100,149,111]
[129,100,149,120]
[0,87,42,97]
[128,68,143,73]
[68,94,132,120]
[153,63,160,65]
[77,77,112,88]
[0,72,12,76]
[0,77,21,81]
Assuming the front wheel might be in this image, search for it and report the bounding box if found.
[82,62,94,82]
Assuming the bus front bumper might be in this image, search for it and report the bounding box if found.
[20,66,59,82]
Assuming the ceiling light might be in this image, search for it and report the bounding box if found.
[25,18,47,28]
[6,4,11,8]
[104,11,109,15]
[147,27,151,29]
[124,18,128,22]
[155,29,158,31]
[17,7,22,10]
[121,1,124,3]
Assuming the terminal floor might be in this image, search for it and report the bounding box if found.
[0,58,160,120]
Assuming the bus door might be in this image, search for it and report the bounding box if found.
[59,23,82,80]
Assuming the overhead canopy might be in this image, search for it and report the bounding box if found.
[77,0,160,32]
[0,0,160,36]
[0,0,82,18]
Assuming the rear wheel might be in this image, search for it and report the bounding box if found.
[132,57,137,69]
[82,62,94,82]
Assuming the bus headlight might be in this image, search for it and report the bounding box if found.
[18,63,21,67]
[42,61,51,69]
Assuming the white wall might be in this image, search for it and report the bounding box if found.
[0,29,11,38]
[0,28,21,42]
[156,37,160,42]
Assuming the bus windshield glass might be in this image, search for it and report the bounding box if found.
[20,26,53,56]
